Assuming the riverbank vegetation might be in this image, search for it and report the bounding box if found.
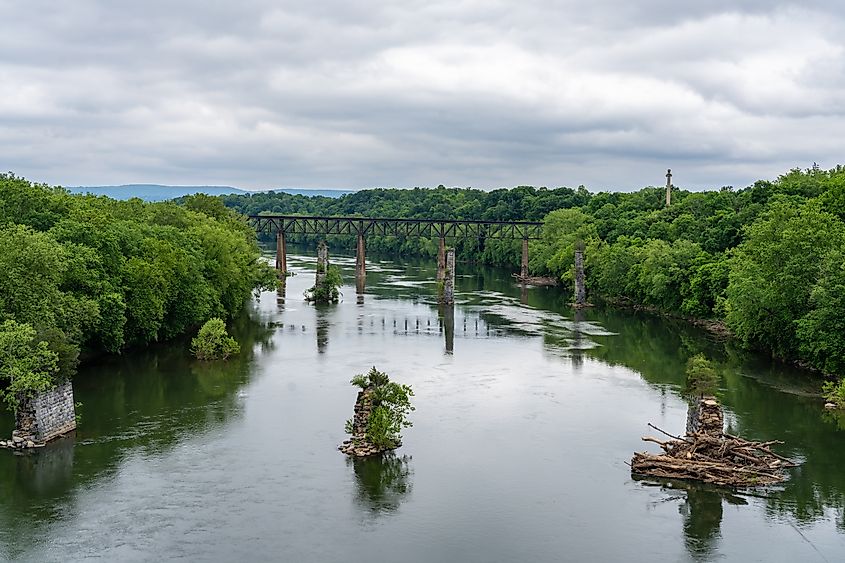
[0,174,276,405]
[223,165,845,378]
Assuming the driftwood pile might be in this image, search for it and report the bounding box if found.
[631,398,797,488]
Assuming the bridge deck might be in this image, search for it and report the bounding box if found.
[248,215,543,240]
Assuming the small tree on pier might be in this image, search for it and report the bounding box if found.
[306,241,342,303]
[341,367,414,455]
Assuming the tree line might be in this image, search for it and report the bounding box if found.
[0,174,275,409]
[223,166,845,377]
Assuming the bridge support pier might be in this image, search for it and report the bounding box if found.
[356,233,366,293]
[3,381,77,450]
[316,241,328,288]
[276,231,287,277]
[574,244,586,307]
[440,248,455,305]
[437,236,446,284]
[520,238,529,279]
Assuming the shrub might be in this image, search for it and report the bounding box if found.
[822,380,845,408]
[306,265,342,303]
[191,318,240,360]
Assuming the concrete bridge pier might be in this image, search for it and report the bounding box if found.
[521,238,529,279]
[276,231,287,277]
[356,233,366,292]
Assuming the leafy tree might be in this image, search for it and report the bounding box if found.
[0,320,59,412]
[725,201,845,359]
[683,257,730,318]
[796,251,845,375]
[531,208,599,280]
[0,174,274,378]
[0,224,66,328]
[191,318,241,361]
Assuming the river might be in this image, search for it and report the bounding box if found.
[2,249,844,562]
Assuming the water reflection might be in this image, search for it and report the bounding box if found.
[641,479,748,561]
[315,306,331,354]
[3,245,844,561]
[0,308,274,554]
[571,307,585,370]
[439,305,455,355]
[6,435,75,498]
[349,454,413,515]
[324,248,845,533]
[582,307,845,527]
[276,284,286,311]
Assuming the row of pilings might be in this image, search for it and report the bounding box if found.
[275,232,588,307]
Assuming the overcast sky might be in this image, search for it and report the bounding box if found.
[2,1,843,191]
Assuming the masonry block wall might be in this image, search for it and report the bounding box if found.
[22,381,77,443]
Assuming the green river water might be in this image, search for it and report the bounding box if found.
[1,249,844,562]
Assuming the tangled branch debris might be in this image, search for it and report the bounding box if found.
[631,397,797,488]
[631,424,797,487]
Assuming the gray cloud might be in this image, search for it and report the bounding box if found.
[1,1,844,191]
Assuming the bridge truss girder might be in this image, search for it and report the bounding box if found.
[248,215,543,240]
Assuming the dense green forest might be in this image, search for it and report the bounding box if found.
[0,174,275,409]
[222,166,845,378]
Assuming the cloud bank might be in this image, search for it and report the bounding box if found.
[2,1,844,190]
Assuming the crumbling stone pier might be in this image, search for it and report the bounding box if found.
[1,381,77,450]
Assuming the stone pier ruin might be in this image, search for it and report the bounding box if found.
[316,240,329,287]
[686,396,724,436]
[439,248,455,305]
[437,237,446,284]
[574,245,587,307]
[1,381,77,450]
[339,387,390,457]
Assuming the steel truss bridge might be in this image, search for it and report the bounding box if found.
[248,215,544,240]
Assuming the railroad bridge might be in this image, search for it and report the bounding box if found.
[248,214,544,290]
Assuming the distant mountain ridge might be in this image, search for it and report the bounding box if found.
[67,184,353,201]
